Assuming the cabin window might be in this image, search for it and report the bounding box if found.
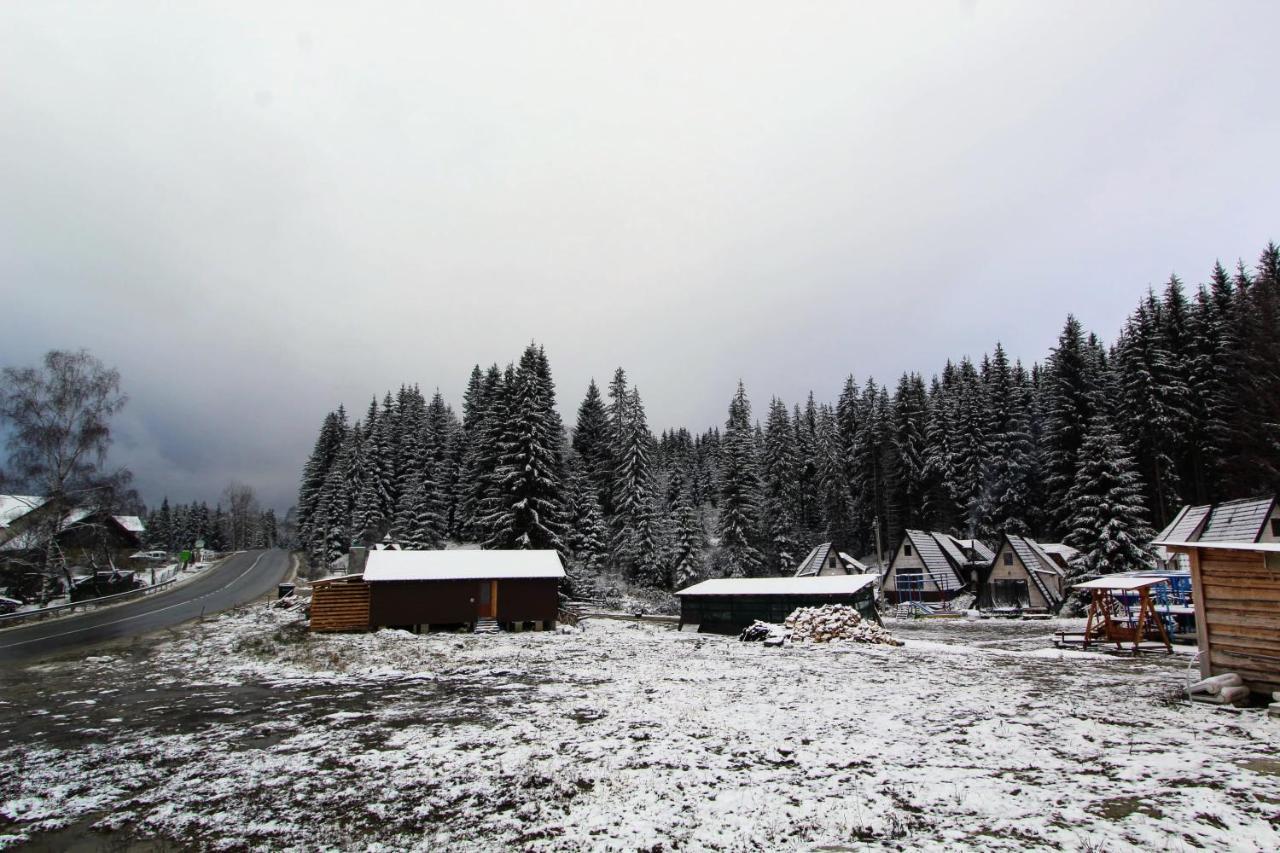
[829,556,837,568]
[1003,552,1013,566]
[1271,518,1280,537]
[904,544,913,556]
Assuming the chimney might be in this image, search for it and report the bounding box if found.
[349,546,369,576]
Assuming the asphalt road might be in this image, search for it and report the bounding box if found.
[0,549,293,665]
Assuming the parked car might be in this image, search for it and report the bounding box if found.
[129,550,169,561]
[0,596,23,615]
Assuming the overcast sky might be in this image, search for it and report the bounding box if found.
[2,2,1278,512]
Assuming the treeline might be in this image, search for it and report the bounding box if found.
[145,496,279,552]
[296,243,1280,590]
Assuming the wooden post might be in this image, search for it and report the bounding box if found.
[1186,547,1211,679]
[1133,589,1148,655]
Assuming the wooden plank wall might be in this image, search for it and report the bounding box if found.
[1195,548,1280,693]
[310,579,371,632]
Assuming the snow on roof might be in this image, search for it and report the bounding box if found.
[363,549,566,582]
[903,530,964,591]
[114,515,146,533]
[955,538,996,562]
[1038,543,1080,561]
[1074,575,1171,591]
[1199,497,1276,543]
[0,495,46,528]
[1155,504,1211,545]
[838,552,870,572]
[677,574,878,597]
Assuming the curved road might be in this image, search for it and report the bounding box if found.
[0,549,293,665]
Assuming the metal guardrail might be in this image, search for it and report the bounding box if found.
[0,577,178,629]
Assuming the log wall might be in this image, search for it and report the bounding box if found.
[1188,547,1280,694]
[310,578,371,632]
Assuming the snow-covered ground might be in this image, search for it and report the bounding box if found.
[1,607,1278,851]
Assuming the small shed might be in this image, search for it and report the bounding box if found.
[1157,540,1280,695]
[676,574,879,634]
[363,549,565,632]
[793,543,869,577]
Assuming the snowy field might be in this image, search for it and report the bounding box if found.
[2,607,1279,851]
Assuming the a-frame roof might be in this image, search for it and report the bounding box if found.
[794,543,833,577]
[1156,497,1276,546]
[1004,534,1063,608]
[902,530,964,591]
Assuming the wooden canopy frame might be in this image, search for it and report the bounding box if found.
[1077,577,1173,655]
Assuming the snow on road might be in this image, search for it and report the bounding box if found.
[1,606,1278,850]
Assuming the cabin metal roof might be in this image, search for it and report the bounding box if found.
[794,543,833,577]
[363,549,566,582]
[1007,535,1063,606]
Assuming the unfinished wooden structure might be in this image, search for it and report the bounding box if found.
[676,575,879,634]
[309,574,371,632]
[1158,540,1280,695]
[1067,576,1173,654]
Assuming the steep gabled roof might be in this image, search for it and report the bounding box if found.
[1007,534,1063,607]
[904,530,964,591]
[1199,497,1276,542]
[955,538,996,563]
[0,495,47,530]
[1155,504,1211,545]
[794,543,833,577]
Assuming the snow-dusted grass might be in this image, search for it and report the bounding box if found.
[1,606,1278,850]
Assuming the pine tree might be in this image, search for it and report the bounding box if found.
[977,344,1035,538]
[1064,413,1154,579]
[717,382,764,577]
[1042,316,1103,536]
[670,490,707,589]
[572,379,613,515]
[482,345,565,551]
[760,397,802,572]
[297,406,347,550]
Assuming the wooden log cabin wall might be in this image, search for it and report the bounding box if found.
[1165,542,1280,695]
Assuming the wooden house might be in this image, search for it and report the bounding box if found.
[980,534,1066,612]
[793,543,869,577]
[880,530,993,604]
[1156,539,1280,696]
[1155,496,1280,569]
[309,549,565,633]
[676,574,879,634]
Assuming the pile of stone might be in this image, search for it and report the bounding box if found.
[785,604,903,646]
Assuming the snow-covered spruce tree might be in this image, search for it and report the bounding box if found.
[424,390,461,535]
[947,359,988,535]
[761,397,802,573]
[815,403,856,549]
[717,381,764,577]
[393,474,445,549]
[977,343,1035,538]
[848,380,894,558]
[482,345,565,551]
[1224,243,1280,497]
[296,405,347,549]
[793,396,821,537]
[1064,412,1154,585]
[1041,316,1104,536]
[1112,292,1186,527]
[670,489,707,590]
[610,380,656,573]
[573,379,611,512]
[887,373,930,549]
[562,460,609,594]
[457,364,506,541]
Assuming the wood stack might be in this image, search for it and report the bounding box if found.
[1189,672,1251,706]
[784,605,903,646]
[309,577,371,632]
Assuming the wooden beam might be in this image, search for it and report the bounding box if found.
[1188,548,1211,679]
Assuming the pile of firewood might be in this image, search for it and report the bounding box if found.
[785,605,903,646]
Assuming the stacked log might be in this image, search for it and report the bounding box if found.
[784,605,903,646]
[1189,673,1250,706]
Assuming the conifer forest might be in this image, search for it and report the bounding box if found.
[297,243,1280,593]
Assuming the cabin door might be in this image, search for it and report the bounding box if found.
[477,580,497,619]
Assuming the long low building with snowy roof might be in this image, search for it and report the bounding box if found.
[675,574,879,634]
[310,547,566,633]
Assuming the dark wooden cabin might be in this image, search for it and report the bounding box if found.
[1158,540,1280,696]
[676,575,879,634]
[358,549,565,632]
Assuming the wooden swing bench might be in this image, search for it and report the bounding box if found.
[1055,576,1173,655]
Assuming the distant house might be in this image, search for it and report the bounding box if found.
[676,574,879,634]
[980,534,1066,612]
[793,543,869,577]
[310,548,565,633]
[1036,543,1080,572]
[1155,496,1280,569]
[880,530,993,604]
